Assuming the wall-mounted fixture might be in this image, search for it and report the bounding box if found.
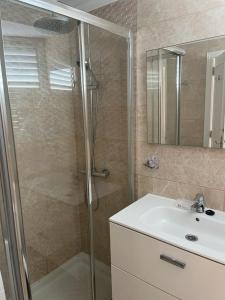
[144,155,159,169]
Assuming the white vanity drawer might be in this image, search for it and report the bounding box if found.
[110,222,225,300]
[112,265,178,300]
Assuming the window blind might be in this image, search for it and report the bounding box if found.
[5,46,40,88]
[49,67,73,91]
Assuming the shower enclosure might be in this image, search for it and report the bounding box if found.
[0,0,133,299]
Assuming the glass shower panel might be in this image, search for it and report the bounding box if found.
[82,24,130,300]
[0,189,13,300]
[0,226,11,299]
[0,1,91,299]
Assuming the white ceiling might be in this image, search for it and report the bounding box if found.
[60,0,118,12]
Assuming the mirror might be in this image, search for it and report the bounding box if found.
[147,35,225,149]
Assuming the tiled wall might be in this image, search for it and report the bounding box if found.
[92,0,137,31]
[95,0,225,211]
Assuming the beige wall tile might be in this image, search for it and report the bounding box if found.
[138,0,225,27]
[202,188,225,211]
[152,178,178,199]
[136,174,153,198]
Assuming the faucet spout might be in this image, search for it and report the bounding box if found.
[191,193,205,213]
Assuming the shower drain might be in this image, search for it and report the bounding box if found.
[185,234,198,242]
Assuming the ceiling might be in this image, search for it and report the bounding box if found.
[60,0,118,12]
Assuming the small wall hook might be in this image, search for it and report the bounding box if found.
[144,155,159,169]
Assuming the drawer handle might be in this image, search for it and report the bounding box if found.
[160,254,186,269]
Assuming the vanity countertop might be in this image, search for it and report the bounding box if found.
[110,193,225,265]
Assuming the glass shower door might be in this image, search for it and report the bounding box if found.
[0,1,92,299]
[81,23,130,300]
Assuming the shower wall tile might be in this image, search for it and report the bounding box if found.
[26,246,48,283]
[92,0,137,32]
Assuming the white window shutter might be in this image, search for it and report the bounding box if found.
[5,46,40,88]
[49,67,73,91]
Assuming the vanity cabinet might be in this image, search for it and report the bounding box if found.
[110,222,225,300]
[112,265,178,300]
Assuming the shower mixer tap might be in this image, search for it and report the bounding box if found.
[80,168,110,178]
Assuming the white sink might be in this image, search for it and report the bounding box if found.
[110,193,225,265]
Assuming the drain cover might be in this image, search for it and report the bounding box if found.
[185,234,198,242]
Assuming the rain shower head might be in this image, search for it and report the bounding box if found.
[33,15,74,34]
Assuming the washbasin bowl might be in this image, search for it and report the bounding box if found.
[110,193,225,265]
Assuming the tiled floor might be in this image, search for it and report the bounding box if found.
[32,252,111,300]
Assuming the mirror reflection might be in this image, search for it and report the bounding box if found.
[147,36,225,149]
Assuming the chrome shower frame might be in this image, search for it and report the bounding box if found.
[0,1,134,299]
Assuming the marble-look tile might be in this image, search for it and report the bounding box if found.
[136,141,225,191]
[138,5,225,52]
[136,174,153,198]
[202,188,225,211]
[27,246,48,283]
[152,178,178,199]
[137,0,225,27]
[137,177,225,212]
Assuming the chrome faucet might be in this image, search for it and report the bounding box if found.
[191,193,205,213]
